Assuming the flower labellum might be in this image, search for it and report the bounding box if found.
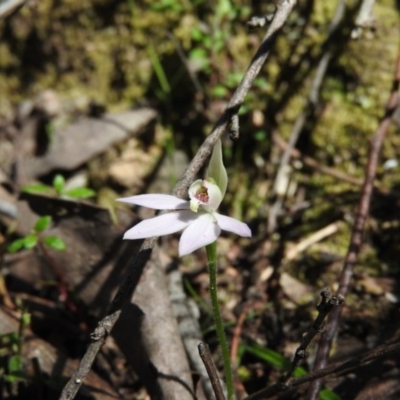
[117,140,251,256]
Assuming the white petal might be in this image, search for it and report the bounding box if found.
[203,180,222,211]
[214,213,252,237]
[123,210,196,239]
[117,194,190,210]
[179,213,221,256]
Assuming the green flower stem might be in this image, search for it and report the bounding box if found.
[206,241,235,400]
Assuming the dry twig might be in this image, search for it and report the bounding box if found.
[285,222,342,261]
[244,339,400,400]
[230,303,253,399]
[198,343,226,400]
[281,288,344,383]
[273,135,365,187]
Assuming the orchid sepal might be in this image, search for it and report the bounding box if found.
[207,139,228,198]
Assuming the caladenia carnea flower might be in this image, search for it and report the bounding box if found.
[117,140,251,256]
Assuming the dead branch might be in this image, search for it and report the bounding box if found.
[281,288,344,383]
[273,135,365,187]
[244,339,400,400]
[285,222,342,261]
[199,343,226,400]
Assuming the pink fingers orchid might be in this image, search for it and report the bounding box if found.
[117,140,251,256]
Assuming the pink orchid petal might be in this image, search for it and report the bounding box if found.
[117,194,190,210]
[179,213,221,256]
[123,210,196,240]
[214,213,252,237]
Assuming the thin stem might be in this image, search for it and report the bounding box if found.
[206,241,235,400]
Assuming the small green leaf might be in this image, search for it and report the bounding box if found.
[0,332,19,346]
[34,216,52,233]
[189,48,210,71]
[245,343,290,369]
[7,239,26,253]
[237,365,251,381]
[45,121,55,143]
[22,184,52,194]
[53,174,65,195]
[23,235,38,249]
[293,366,307,377]
[211,85,228,98]
[63,187,96,199]
[8,355,23,373]
[4,370,28,383]
[320,388,341,400]
[255,130,267,141]
[191,27,205,41]
[43,236,66,251]
[21,311,31,327]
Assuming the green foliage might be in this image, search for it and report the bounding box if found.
[150,0,184,12]
[254,130,267,142]
[43,236,66,251]
[22,174,96,200]
[0,309,31,383]
[245,342,291,370]
[147,45,171,96]
[22,184,52,194]
[45,121,55,143]
[53,174,65,195]
[188,48,211,73]
[244,342,340,398]
[211,85,228,98]
[34,216,52,233]
[63,187,96,199]
[320,388,342,400]
[22,235,38,249]
[0,333,19,354]
[7,355,23,375]
[8,235,38,252]
[7,216,66,253]
[7,238,27,253]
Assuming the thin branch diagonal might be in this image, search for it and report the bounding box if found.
[244,339,400,400]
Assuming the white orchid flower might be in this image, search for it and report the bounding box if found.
[117,140,251,256]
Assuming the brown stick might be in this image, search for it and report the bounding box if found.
[273,134,391,194]
[273,135,364,187]
[230,303,252,398]
[244,339,400,400]
[306,45,400,400]
[199,342,226,400]
[281,289,344,383]
[59,2,298,399]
